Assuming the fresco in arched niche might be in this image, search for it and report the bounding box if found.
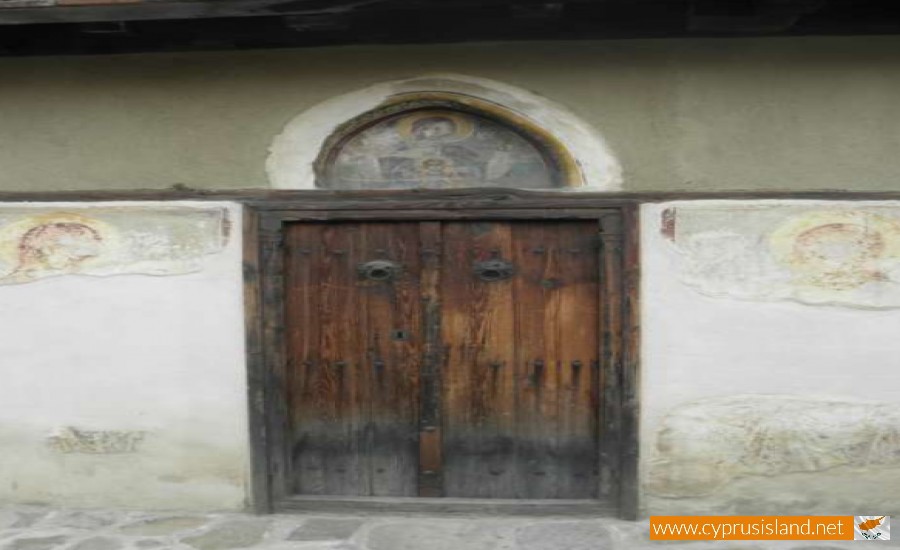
[0,207,229,285]
[324,110,558,189]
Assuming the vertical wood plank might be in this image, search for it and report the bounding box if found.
[510,222,559,498]
[597,212,625,507]
[442,221,517,498]
[553,222,601,499]
[418,221,444,496]
[285,223,328,495]
[323,223,368,495]
[619,205,641,519]
[243,207,273,513]
[359,223,421,496]
[510,222,600,499]
[260,214,289,506]
[286,224,365,495]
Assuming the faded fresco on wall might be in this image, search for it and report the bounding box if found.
[324,109,557,189]
[645,395,900,499]
[0,207,228,285]
[661,203,900,308]
[47,427,146,455]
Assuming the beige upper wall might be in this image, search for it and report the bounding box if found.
[0,36,898,192]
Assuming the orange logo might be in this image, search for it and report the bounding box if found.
[858,517,885,531]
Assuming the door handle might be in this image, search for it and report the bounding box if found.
[358,260,401,281]
[473,259,514,282]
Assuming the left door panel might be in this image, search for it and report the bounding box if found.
[284,222,422,496]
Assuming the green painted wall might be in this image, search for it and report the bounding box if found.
[0,36,898,192]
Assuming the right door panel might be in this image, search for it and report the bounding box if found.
[440,221,601,499]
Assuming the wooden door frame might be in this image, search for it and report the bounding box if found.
[243,189,640,519]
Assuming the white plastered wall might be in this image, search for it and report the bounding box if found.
[640,200,900,516]
[0,201,249,511]
[7,196,900,515]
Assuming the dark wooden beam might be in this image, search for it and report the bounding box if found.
[0,0,551,25]
[0,187,900,205]
[1,0,899,56]
[0,0,388,25]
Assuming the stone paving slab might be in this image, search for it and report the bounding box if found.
[0,506,882,550]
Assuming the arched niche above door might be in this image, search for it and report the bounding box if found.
[315,97,577,190]
[266,74,622,191]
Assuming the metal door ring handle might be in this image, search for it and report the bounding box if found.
[358,260,401,281]
[473,259,514,282]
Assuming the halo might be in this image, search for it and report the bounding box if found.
[769,210,900,287]
[0,212,119,274]
[395,110,476,142]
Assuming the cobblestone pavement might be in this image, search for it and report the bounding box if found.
[0,506,879,550]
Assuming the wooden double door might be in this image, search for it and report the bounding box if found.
[284,220,605,500]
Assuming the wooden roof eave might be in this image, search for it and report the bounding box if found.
[0,0,381,25]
